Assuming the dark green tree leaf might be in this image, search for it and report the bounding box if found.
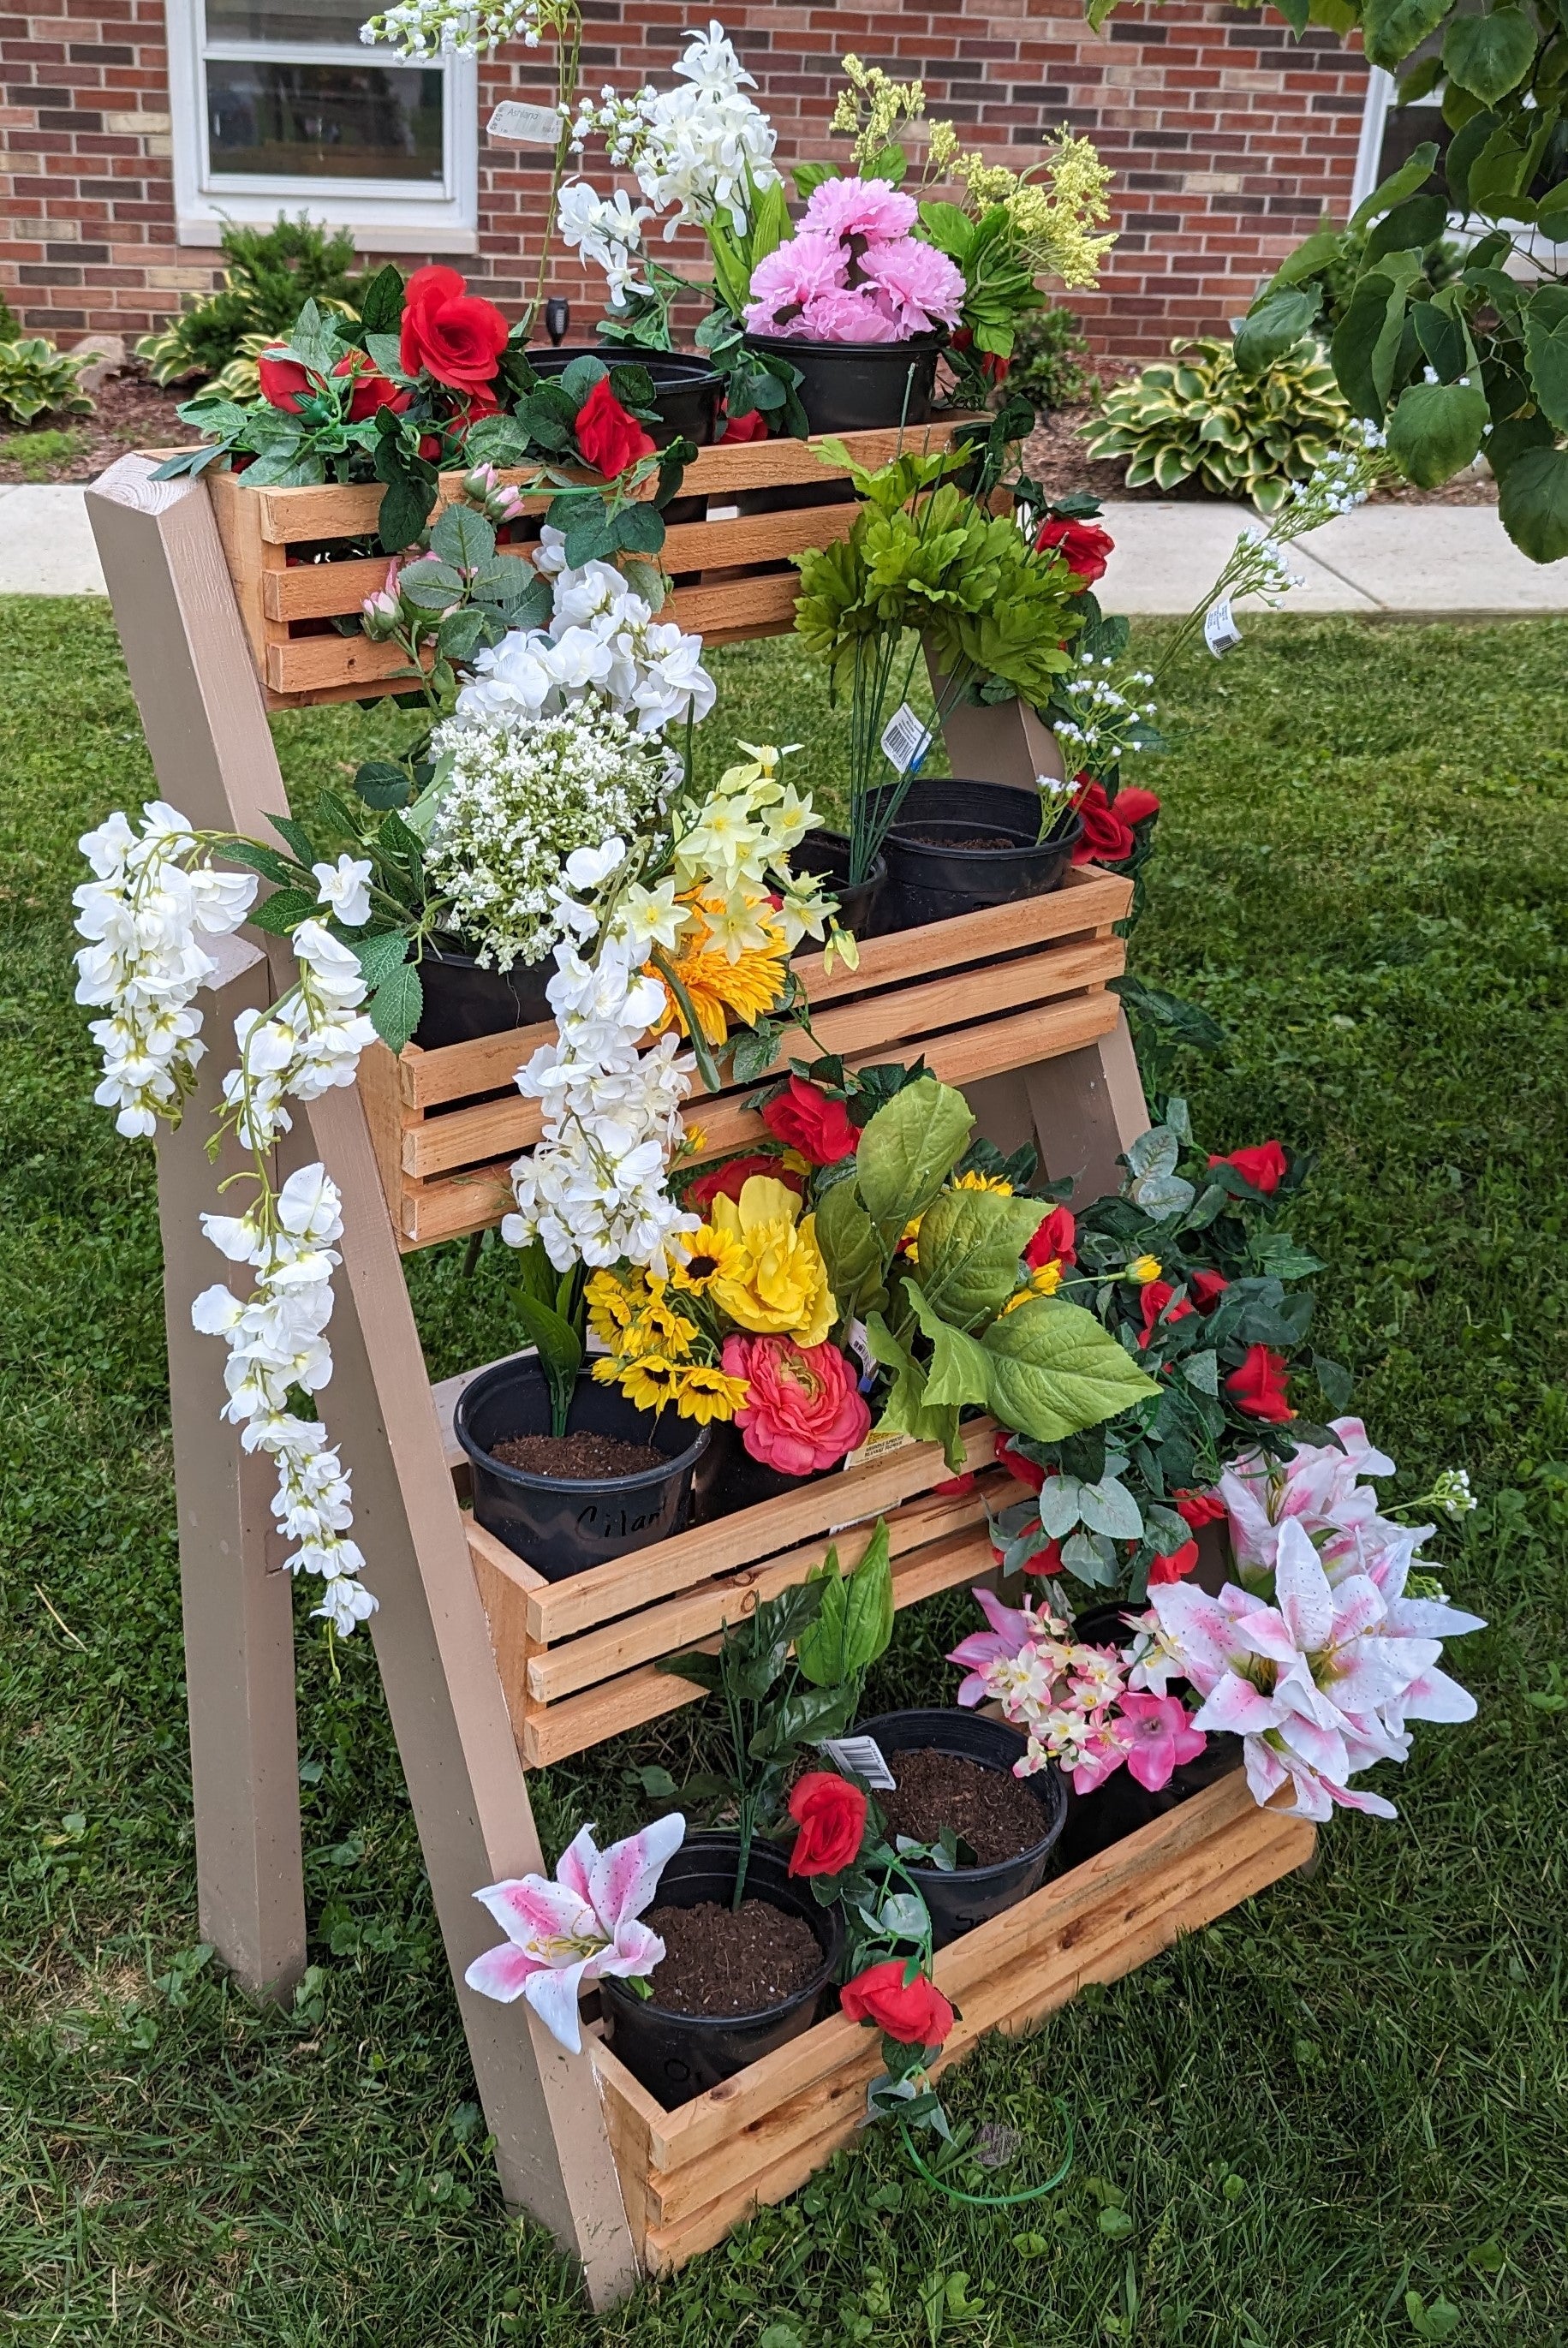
[1387,379,1490,486]
[1498,444,1568,562]
[367,959,423,1051]
[1444,7,1535,103]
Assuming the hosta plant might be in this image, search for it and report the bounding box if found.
[0,336,93,427]
[1082,335,1350,513]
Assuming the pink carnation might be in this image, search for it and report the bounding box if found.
[858,237,966,333]
[743,229,848,334]
[721,1333,872,1477]
[802,175,918,246]
[797,290,902,342]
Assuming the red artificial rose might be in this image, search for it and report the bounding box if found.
[575,373,658,477]
[1137,1278,1196,1349]
[1225,1344,1295,1424]
[686,1152,804,1214]
[1034,516,1115,586]
[786,1772,868,1877]
[1070,779,1162,867]
[1148,1537,1200,1586]
[1174,1487,1226,1529]
[1023,1535,1065,1576]
[839,1957,955,2048]
[1208,1140,1289,1197]
[1189,1268,1229,1310]
[718,404,769,444]
[760,1076,860,1166]
[332,349,409,422]
[399,264,509,394]
[931,1472,976,1496]
[258,348,313,412]
[1025,1204,1076,1272]
[994,1428,1046,1493]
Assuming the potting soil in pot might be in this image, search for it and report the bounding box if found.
[488,1431,665,1479]
[877,1748,1045,1867]
[644,1899,824,2016]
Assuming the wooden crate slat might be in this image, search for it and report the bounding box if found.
[663,574,800,639]
[267,632,425,698]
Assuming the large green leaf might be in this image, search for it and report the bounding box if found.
[1387,379,1490,486]
[1365,191,1451,262]
[1498,444,1568,563]
[1330,257,1421,420]
[853,1076,974,1233]
[1444,8,1536,103]
[1523,306,1568,433]
[1363,0,1449,72]
[1235,286,1322,377]
[814,1179,888,1323]
[903,1280,993,1412]
[865,1312,961,1463]
[795,1521,894,1687]
[1349,135,1440,226]
[981,1299,1159,1443]
[911,1189,1046,1329]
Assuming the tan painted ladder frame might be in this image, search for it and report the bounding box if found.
[86,454,1153,2308]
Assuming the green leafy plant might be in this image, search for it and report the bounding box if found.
[1005,302,1095,414]
[0,286,19,340]
[1082,335,1350,511]
[510,1243,586,1438]
[136,214,364,394]
[0,337,94,429]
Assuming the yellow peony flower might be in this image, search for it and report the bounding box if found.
[670,1220,748,1295]
[709,1175,836,1347]
[1126,1254,1163,1284]
[671,1363,751,1425]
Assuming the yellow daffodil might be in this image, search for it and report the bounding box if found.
[670,1363,751,1424]
[709,1175,836,1347]
[671,1220,748,1295]
[1126,1254,1163,1284]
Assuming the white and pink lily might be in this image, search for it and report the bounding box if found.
[465,1814,685,2053]
[1220,1416,1395,1580]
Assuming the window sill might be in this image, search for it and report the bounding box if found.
[177,213,479,255]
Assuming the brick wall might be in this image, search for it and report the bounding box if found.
[0,2,1369,372]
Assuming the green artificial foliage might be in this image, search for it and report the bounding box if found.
[1082,335,1350,513]
[136,214,365,396]
[0,337,94,428]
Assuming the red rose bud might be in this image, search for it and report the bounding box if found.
[1034,516,1115,586]
[258,348,314,412]
[786,1772,868,1877]
[994,1428,1046,1493]
[839,1957,955,2047]
[1025,1204,1076,1271]
[1148,1537,1200,1586]
[574,373,658,477]
[399,264,509,394]
[1137,1278,1196,1348]
[718,404,769,444]
[1174,1487,1227,1529]
[1225,1344,1295,1423]
[1070,780,1162,867]
[760,1076,860,1165]
[1189,1268,1229,1309]
[1024,1535,1065,1576]
[1207,1140,1289,1196]
[686,1152,804,1214]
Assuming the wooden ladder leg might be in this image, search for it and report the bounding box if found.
[158,932,307,2000]
[86,458,641,2306]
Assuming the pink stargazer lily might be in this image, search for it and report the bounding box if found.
[465,1814,685,2053]
[946,1583,1038,1705]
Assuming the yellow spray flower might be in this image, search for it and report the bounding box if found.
[670,1363,751,1425]
[709,1175,836,1347]
[671,1220,748,1296]
[1126,1254,1163,1284]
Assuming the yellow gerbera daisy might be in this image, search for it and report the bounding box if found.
[648,900,790,1046]
[709,1175,836,1347]
[670,1220,748,1295]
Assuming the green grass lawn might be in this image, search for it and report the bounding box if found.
[3,599,1566,2347]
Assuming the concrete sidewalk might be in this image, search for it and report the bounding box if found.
[3,479,1565,615]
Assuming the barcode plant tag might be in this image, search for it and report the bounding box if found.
[486,100,565,146]
[1204,595,1244,656]
[818,1734,896,1790]
[880,702,933,775]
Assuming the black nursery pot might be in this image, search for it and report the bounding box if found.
[453,1359,709,1582]
[742,329,945,434]
[1052,1602,1241,1870]
[871,779,1082,933]
[790,826,888,955]
[689,1416,836,1523]
[854,1708,1067,1950]
[599,1832,844,2107]
[523,346,724,448]
[411,944,553,1052]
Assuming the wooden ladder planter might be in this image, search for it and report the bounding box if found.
[206,415,985,710]
[591,1769,1315,2274]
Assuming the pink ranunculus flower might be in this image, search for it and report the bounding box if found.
[858,236,966,333]
[723,1332,872,1476]
[465,1813,684,2052]
[802,175,919,245]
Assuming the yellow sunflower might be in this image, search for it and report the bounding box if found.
[670,1220,748,1295]
[708,1175,835,1347]
[670,1363,751,1424]
[593,1353,684,1412]
[584,1267,644,1350]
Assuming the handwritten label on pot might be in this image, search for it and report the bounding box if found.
[881,702,933,775]
[486,100,565,146]
[819,1735,896,1790]
[1204,595,1243,656]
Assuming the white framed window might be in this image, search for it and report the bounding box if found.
[167,0,478,252]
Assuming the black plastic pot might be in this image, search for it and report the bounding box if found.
[599,1832,843,2107]
[411,944,553,1052]
[454,1358,709,1582]
[689,1417,838,1524]
[790,827,888,956]
[871,779,1082,933]
[523,346,724,448]
[742,329,945,434]
[854,1708,1067,1949]
[1052,1603,1240,1869]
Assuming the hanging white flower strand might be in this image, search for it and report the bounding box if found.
[73,810,380,1638]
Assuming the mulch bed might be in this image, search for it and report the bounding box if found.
[645,1898,823,2016]
[878,1746,1048,1868]
[0,366,200,486]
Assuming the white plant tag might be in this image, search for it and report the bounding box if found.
[880,702,933,775]
[1204,595,1243,656]
[843,1427,913,1474]
[486,99,565,146]
[819,1734,896,1790]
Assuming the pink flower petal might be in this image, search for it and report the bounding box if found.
[464,1941,544,2002]
[587,1812,685,1932]
[474,1874,595,1949]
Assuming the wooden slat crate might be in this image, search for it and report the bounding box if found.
[587,1770,1315,2274]
[359,864,1134,1253]
[202,417,985,711]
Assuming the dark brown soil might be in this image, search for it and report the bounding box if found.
[645,1898,823,2016]
[0,363,201,486]
[489,1431,665,1480]
[879,1747,1047,1868]
[899,830,1020,851]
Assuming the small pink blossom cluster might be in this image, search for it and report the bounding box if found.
[948,1587,1205,1796]
[743,176,966,345]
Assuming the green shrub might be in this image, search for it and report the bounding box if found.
[0,288,19,341]
[1004,302,1095,414]
[137,215,364,397]
[0,337,94,428]
[1082,335,1350,512]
